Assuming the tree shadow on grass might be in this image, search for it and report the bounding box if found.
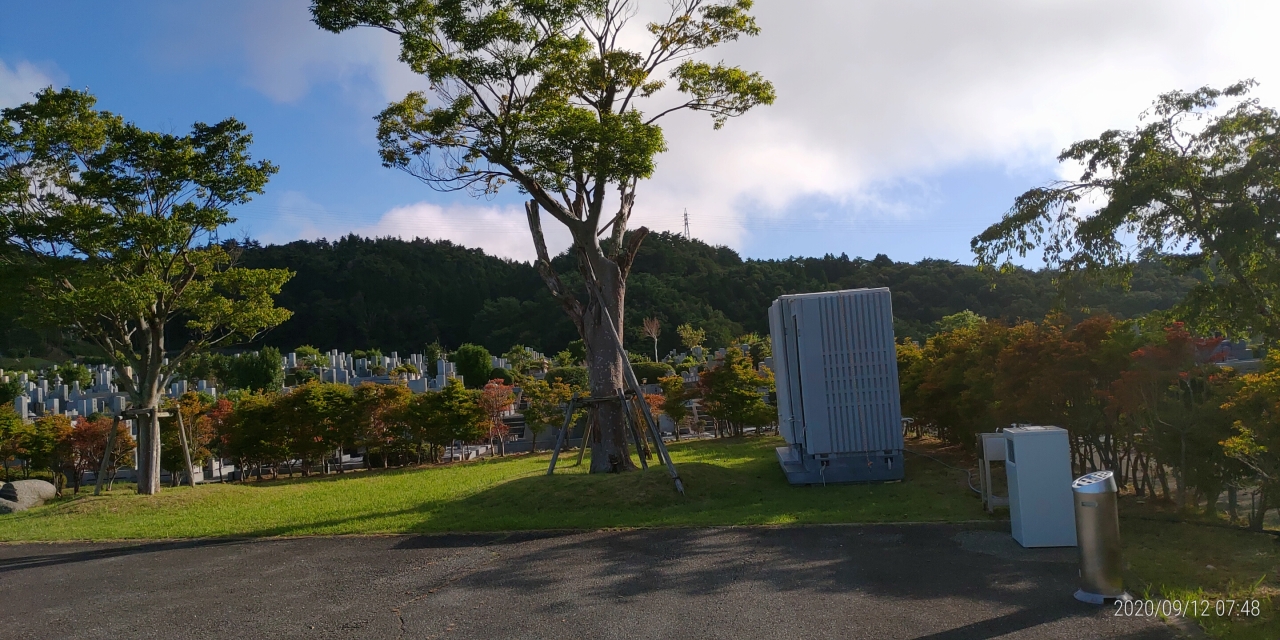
[416,452,993,533]
[234,453,542,489]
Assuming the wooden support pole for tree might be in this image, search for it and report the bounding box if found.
[176,409,197,488]
[619,389,648,470]
[574,419,594,467]
[93,414,123,496]
[546,394,578,475]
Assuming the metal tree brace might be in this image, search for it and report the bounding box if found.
[92,407,172,496]
[546,390,661,474]
[543,258,685,494]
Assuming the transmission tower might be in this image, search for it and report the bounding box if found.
[682,209,690,240]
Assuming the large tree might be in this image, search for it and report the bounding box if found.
[311,0,774,472]
[973,81,1280,343]
[0,89,292,494]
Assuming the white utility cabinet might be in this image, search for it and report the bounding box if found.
[1004,426,1077,547]
[768,287,904,484]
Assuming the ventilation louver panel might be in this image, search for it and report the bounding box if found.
[769,287,904,466]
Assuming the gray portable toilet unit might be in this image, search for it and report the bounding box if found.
[769,287,904,484]
[1005,426,1077,547]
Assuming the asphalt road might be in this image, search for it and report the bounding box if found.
[0,523,1180,640]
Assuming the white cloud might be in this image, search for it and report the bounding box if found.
[153,0,426,106]
[223,0,1280,253]
[0,59,60,108]
[354,202,573,263]
[235,191,571,263]
[236,190,340,246]
[232,0,426,104]
[623,0,1280,247]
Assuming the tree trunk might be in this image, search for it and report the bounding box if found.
[1155,460,1171,502]
[176,410,196,488]
[582,258,635,474]
[526,198,643,474]
[136,401,163,495]
[1178,431,1188,511]
[1203,484,1221,517]
[1248,488,1267,531]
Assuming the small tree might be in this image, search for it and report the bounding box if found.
[937,310,986,334]
[204,397,235,481]
[520,379,576,453]
[734,332,770,367]
[160,392,217,486]
[399,378,487,462]
[451,343,493,389]
[0,407,32,480]
[398,391,444,463]
[390,363,419,383]
[658,375,690,441]
[69,415,135,492]
[224,348,286,392]
[26,413,73,491]
[632,360,675,385]
[677,324,706,355]
[223,392,287,481]
[974,81,1280,342]
[698,347,774,436]
[294,345,323,368]
[0,378,23,406]
[54,362,93,390]
[643,318,661,362]
[1222,350,1280,530]
[423,341,444,377]
[0,89,292,494]
[278,382,355,475]
[480,379,516,456]
[502,345,538,379]
[352,382,412,466]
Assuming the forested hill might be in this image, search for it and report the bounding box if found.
[0,232,1195,360]
[232,232,1195,358]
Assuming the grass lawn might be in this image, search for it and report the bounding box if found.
[0,436,991,540]
[1120,502,1280,640]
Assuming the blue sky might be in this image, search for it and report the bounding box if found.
[3,0,1277,264]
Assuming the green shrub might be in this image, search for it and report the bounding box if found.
[451,343,493,389]
[631,361,675,384]
[545,366,588,390]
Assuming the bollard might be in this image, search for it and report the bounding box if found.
[1071,470,1128,604]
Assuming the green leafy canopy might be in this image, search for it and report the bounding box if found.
[0,88,293,403]
[973,81,1280,341]
[311,0,774,229]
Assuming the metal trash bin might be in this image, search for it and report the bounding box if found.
[1072,470,1127,603]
